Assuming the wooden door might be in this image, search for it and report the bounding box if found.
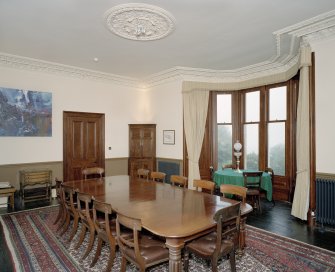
[63,111,105,181]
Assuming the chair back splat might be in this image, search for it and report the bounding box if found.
[59,185,79,242]
[91,200,117,272]
[184,202,241,272]
[193,179,215,194]
[150,171,166,183]
[220,184,247,204]
[137,168,150,181]
[116,213,169,271]
[243,171,263,213]
[53,178,64,225]
[75,192,95,260]
[170,175,188,188]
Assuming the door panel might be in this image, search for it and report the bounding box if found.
[63,112,105,181]
[142,128,155,157]
[129,127,142,157]
[72,120,84,159]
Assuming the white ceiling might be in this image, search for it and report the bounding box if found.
[1,0,335,80]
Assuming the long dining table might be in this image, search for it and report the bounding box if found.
[63,175,253,272]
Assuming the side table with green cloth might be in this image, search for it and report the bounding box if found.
[213,169,272,201]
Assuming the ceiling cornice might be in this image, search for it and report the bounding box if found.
[144,9,335,88]
[1,10,335,89]
[0,53,139,87]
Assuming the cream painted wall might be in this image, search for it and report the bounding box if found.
[311,37,335,173]
[0,66,144,165]
[147,80,184,160]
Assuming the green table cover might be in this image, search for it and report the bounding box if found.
[213,168,272,201]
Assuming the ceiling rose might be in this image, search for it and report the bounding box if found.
[104,3,176,41]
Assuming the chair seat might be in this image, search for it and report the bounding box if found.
[186,232,234,257]
[124,235,169,265]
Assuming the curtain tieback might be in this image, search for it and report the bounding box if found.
[296,169,307,174]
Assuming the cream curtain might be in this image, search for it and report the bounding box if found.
[291,46,312,220]
[183,90,209,189]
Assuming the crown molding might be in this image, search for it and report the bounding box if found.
[144,9,335,88]
[1,10,335,89]
[0,53,139,87]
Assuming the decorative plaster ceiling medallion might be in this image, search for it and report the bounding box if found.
[104,3,176,41]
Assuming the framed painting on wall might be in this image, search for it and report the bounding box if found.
[0,87,52,136]
[163,130,175,145]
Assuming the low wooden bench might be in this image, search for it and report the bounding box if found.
[0,186,16,209]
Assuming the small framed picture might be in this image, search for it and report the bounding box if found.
[163,130,175,145]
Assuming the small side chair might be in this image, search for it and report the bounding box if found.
[82,167,104,180]
[137,168,150,181]
[170,175,188,188]
[116,213,169,271]
[184,202,241,272]
[193,179,215,194]
[150,171,166,183]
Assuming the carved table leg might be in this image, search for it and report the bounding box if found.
[237,216,247,257]
[166,238,185,272]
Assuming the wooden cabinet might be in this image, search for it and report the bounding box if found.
[128,124,156,177]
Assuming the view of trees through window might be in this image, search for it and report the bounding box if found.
[217,94,232,169]
[216,85,288,176]
[267,86,287,175]
[217,125,232,169]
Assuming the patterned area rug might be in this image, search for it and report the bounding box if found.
[1,206,335,272]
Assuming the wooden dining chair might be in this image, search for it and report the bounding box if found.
[170,175,188,188]
[90,200,117,272]
[264,167,275,206]
[74,192,96,260]
[184,202,241,272]
[82,167,104,180]
[56,181,67,232]
[222,164,236,170]
[150,171,166,183]
[137,168,150,181]
[116,212,169,272]
[243,171,263,213]
[193,179,215,194]
[53,178,64,225]
[59,185,79,242]
[220,184,247,204]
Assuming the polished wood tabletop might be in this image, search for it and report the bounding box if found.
[63,175,252,271]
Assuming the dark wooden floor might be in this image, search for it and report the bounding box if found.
[0,196,334,272]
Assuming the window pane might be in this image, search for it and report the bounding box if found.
[268,122,285,176]
[217,125,232,169]
[217,94,231,123]
[243,124,259,170]
[245,91,260,122]
[269,86,286,120]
